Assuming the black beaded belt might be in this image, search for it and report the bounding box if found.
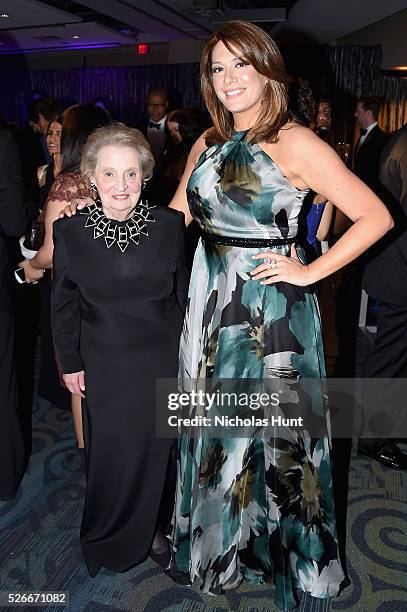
[202,231,297,248]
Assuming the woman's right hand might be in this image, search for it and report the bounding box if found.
[63,371,86,397]
[59,197,93,218]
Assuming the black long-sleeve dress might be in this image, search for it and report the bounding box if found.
[51,201,188,576]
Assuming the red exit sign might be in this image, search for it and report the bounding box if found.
[137,44,149,55]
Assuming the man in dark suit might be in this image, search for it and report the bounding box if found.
[354,96,389,194]
[0,127,27,499]
[139,88,170,164]
[335,98,389,378]
[359,124,407,469]
[138,88,174,205]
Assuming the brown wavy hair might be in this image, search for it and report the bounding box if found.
[201,21,289,145]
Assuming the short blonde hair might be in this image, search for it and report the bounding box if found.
[80,122,155,183]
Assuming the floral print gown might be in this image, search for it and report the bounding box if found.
[168,130,345,610]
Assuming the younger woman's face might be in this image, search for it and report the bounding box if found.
[211,41,267,121]
[46,121,62,155]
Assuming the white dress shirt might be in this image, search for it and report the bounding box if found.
[359,121,377,147]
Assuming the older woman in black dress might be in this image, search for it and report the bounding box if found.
[51,123,188,576]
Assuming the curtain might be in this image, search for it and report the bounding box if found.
[1,63,202,126]
[1,45,406,134]
[325,45,407,151]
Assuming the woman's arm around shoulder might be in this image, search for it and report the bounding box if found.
[169,130,209,226]
[27,173,88,272]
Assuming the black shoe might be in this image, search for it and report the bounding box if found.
[358,442,407,470]
[338,575,351,594]
[165,565,192,585]
[149,542,171,569]
[84,556,102,578]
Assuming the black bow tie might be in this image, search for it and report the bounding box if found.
[360,127,368,136]
[149,122,161,129]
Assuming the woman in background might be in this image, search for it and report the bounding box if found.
[37,114,63,208]
[19,104,112,448]
[165,108,206,198]
[287,80,334,257]
[306,98,335,256]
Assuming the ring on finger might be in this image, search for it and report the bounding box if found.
[266,258,278,269]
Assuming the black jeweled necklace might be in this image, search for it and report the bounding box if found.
[80,199,156,253]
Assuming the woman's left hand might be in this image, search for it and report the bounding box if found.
[18,259,45,284]
[251,244,312,287]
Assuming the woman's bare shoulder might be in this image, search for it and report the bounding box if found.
[260,122,320,190]
[278,121,318,146]
[264,122,329,163]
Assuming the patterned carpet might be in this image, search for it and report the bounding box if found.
[1,391,406,612]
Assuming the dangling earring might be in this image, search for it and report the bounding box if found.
[140,176,153,207]
[142,175,152,189]
[90,181,98,199]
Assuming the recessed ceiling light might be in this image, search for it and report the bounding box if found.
[72,35,80,39]
[1,13,9,18]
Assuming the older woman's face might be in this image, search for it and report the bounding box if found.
[93,145,142,215]
[211,41,267,118]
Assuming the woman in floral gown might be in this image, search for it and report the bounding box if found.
[167,21,392,610]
